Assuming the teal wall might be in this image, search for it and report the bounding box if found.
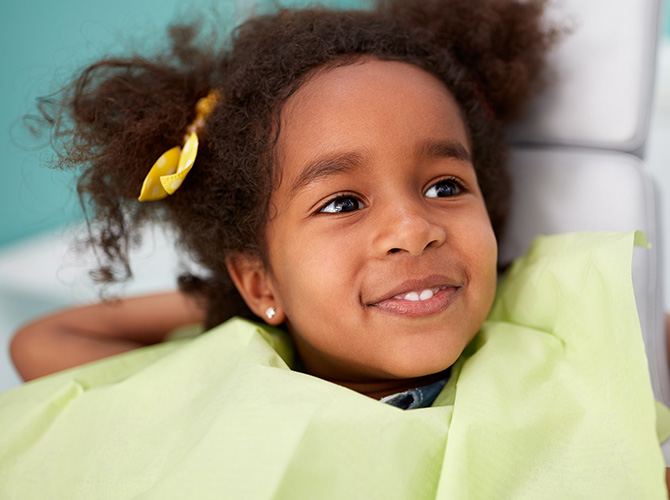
[0,0,367,249]
[1,0,212,247]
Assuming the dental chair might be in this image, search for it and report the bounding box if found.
[500,0,670,461]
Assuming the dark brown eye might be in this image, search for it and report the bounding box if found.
[319,196,362,213]
[425,179,463,198]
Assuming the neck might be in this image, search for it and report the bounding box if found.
[331,369,450,400]
[290,344,451,400]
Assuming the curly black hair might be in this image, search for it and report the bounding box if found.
[36,0,560,328]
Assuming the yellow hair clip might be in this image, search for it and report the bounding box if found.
[138,90,221,202]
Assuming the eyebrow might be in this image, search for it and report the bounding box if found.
[289,151,365,197]
[289,139,471,196]
[418,139,472,164]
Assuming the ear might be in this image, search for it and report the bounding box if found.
[225,253,285,326]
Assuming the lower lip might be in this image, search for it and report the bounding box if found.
[370,287,460,317]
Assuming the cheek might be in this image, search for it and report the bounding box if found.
[477,220,498,275]
[460,209,498,310]
[268,228,354,313]
[476,223,498,316]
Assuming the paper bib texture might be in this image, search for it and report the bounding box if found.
[0,232,666,499]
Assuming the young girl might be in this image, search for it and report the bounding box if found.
[11,0,531,390]
[2,0,668,498]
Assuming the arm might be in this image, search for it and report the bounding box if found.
[10,291,205,382]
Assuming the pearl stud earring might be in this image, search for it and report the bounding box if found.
[265,306,276,320]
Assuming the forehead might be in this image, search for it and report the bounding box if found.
[277,59,470,170]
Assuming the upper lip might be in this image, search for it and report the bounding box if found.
[365,274,461,305]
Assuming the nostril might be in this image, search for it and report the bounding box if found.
[388,248,401,254]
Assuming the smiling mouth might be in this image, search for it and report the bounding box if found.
[368,283,461,317]
[392,286,444,302]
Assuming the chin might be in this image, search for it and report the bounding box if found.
[382,352,459,380]
[381,334,471,379]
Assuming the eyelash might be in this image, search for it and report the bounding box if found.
[316,176,466,214]
[318,192,364,214]
[424,176,465,198]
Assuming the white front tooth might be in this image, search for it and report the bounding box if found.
[419,289,434,301]
[404,291,420,301]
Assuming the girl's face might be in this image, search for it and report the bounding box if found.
[238,59,497,395]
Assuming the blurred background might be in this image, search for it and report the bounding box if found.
[1,0,669,393]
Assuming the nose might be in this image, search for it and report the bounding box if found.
[372,200,447,256]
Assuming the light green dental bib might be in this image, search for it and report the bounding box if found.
[0,232,668,499]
